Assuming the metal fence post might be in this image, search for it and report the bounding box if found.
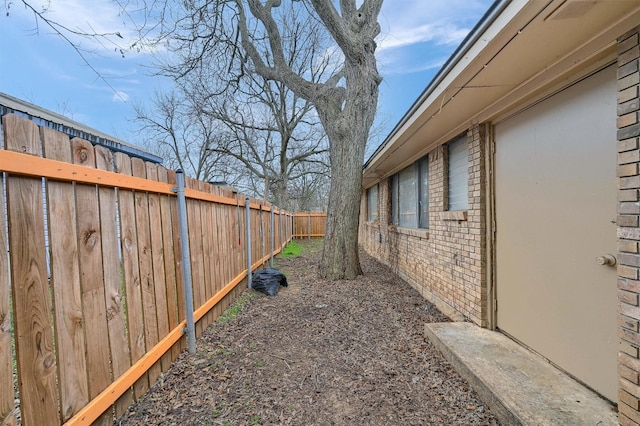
[245,197,252,289]
[270,208,275,267]
[173,170,196,354]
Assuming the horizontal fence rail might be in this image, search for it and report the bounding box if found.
[0,113,300,426]
[293,212,327,239]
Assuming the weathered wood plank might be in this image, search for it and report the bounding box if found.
[185,177,203,336]
[113,152,148,399]
[130,158,161,386]
[41,128,90,422]
[71,138,112,426]
[95,145,133,417]
[157,167,180,361]
[166,171,185,351]
[200,182,214,328]
[145,162,170,372]
[3,114,60,426]
[0,125,15,426]
[220,200,233,317]
[214,189,227,319]
[209,188,223,301]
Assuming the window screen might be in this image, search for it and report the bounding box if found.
[418,156,429,228]
[367,185,378,221]
[448,136,468,211]
[398,166,417,227]
[391,175,399,225]
[390,154,429,229]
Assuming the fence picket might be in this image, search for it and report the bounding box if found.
[130,158,161,386]
[41,128,90,422]
[200,183,214,328]
[145,162,171,372]
[71,138,113,426]
[209,186,223,323]
[95,145,133,417]
[0,127,15,426]
[3,114,60,426]
[186,177,205,336]
[166,170,186,351]
[113,152,148,399]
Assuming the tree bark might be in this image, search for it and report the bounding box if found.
[237,0,383,279]
[318,46,380,280]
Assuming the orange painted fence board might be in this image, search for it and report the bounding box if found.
[0,113,307,426]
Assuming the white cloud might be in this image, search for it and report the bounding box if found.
[112,91,129,102]
[378,21,470,51]
[376,0,492,74]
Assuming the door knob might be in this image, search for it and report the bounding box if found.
[596,254,616,266]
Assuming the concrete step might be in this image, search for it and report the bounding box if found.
[424,322,618,426]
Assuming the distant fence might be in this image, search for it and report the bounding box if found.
[0,114,294,426]
[293,213,326,238]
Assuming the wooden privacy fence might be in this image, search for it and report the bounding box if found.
[293,213,327,238]
[0,114,294,426]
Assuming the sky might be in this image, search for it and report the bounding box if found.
[0,0,493,153]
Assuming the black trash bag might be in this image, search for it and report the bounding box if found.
[251,268,288,296]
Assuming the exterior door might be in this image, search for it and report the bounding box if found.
[495,65,618,401]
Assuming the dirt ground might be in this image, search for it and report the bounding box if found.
[115,239,499,426]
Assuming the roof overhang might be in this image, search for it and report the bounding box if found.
[363,0,640,188]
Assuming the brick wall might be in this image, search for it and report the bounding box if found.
[359,125,488,326]
[617,25,640,426]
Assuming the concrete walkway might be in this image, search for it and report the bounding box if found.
[424,322,618,426]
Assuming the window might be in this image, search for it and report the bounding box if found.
[448,136,468,211]
[391,155,429,228]
[418,156,429,228]
[367,185,378,221]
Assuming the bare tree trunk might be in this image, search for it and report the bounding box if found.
[321,135,365,279]
[319,56,379,279]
